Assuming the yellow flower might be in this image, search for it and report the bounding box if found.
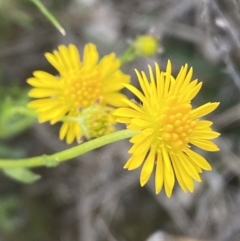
[27,43,130,144]
[133,35,158,56]
[114,61,220,197]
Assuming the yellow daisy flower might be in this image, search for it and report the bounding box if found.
[114,61,220,197]
[27,43,130,144]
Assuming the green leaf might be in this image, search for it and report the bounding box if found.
[3,168,41,184]
[0,94,36,140]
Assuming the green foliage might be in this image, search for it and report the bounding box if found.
[3,168,41,184]
[30,0,65,35]
[0,196,20,234]
[0,86,36,140]
[0,195,51,241]
[0,144,26,158]
[0,0,33,42]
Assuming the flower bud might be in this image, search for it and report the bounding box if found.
[133,35,158,57]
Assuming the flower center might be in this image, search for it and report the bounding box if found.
[64,71,101,109]
[159,96,196,149]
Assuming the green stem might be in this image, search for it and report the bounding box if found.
[30,0,66,35]
[119,46,138,65]
[5,106,37,119]
[0,130,136,168]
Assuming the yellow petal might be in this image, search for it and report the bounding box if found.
[178,152,201,182]
[66,123,79,144]
[192,131,220,139]
[184,148,212,170]
[28,88,58,98]
[140,148,156,186]
[58,45,73,71]
[155,154,164,194]
[186,82,202,100]
[83,43,99,69]
[98,53,120,77]
[60,122,69,140]
[122,99,144,113]
[69,44,82,70]
[124,83,146,103]
[113,108,144,118]
[28,98,59,109]
[104,93,129,107]
[175,157,195,192]
[190,138,219,151]
[163,153,175,197]
[171,158,188,192]
[191,102,220,119]
[38,106,67,123]
[172,64,188,94]
[195,120,213,129]
[161,147,171,172]
[135,70,151,100]
[128,139,150,155]
[124,151,147,170]
[155,63,164,98]
[49,106,70,124]
[45,52,62,73]
[163,60,172,96]
[131,118,150,128]
[27,75,59,88]
[130,132,147,143]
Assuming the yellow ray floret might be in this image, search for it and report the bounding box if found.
[114,60,220,197]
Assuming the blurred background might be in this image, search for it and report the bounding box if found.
[1,0,240,240]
